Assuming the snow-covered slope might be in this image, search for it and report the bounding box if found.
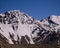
[0,10,60,44]
[0,10,38,44]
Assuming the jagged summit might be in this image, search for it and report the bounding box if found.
[0,10,60,44]
[0,10,36,24]
[49,15,60,25]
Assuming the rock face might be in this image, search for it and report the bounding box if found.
[0,10,60,44]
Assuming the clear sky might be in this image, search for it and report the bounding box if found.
[0,0,60,20]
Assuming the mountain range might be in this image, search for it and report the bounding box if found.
[0,10,60,44]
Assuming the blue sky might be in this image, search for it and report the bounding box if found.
[0,0,60,20]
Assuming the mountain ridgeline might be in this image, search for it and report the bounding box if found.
[0,10,60,44]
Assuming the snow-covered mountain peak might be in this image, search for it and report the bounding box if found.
[0,10,37,44]
[49,15,60,25]
[0,10,35,25]
[0,10,60,44]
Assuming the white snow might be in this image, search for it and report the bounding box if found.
[0,23,14,44]
[50,15,60,25]
[0,10,60,44]
[0,10,35,44]
[16,20,34,44]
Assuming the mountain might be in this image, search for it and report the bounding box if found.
[0,10,60,44]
